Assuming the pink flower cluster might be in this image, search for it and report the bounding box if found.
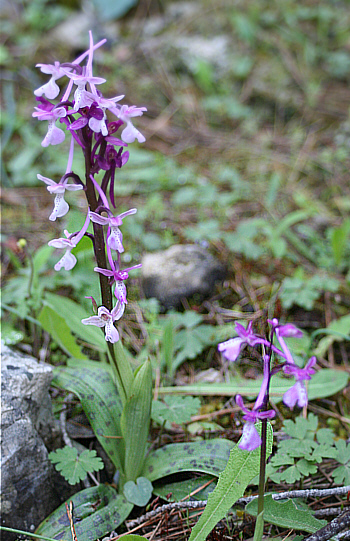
[34,32,146,343]
[218,319,316,450]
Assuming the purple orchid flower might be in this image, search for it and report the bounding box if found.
[236,395,276,451]
[81,301,125,343]
[94,260,142,304]
[32,101,67,147]
[235,354,275,451]
[83,92,124,136]
[218,321,260,362]
[283,356,317,409]
[37,174,83,221]
[48,213,90,270]
[89,208,137,252]
[111,104,147,143]
[34,61,72,100]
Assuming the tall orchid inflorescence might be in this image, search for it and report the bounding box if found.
[218,319,316,451]
[33,32,146,344]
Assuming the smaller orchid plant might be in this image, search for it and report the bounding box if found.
[218,318,317,538]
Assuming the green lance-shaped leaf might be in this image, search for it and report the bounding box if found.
[38,305,87,359]
[141,438,234,481]
[108,340,134,406]
[188,422,273,541]
[246,494,327,533]
[43,292,107,352]
[35,484,133,541]
[53,361,125,472]
[121,359,152,483]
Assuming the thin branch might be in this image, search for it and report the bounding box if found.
[125,486,350,529]
[303,510,350,541]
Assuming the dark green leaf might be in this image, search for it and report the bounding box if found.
[246,495,327,533]
[142,438,234,481]
[35,485,133,541]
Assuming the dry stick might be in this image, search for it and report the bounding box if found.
[126,486,350,529]
[303,510,350,541]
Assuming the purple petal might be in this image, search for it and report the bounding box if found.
[94,267,114,277]
[114,281,127,304]
[111,301,125,321]
[105,320,119,343]
[283,381,307,410]
[277,323,303,338]
[239,422,262,451]
[89,212,110,226]
[49,194,69,221]
[108,226,124,252]
[42,121,65,147]
[34,79,60,100]
[82,315,105,327]
[54,250,76,271]
[218,337,243,362]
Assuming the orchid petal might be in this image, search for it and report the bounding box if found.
[49,193,69,221]
[54,251,77,271]
[218,337,243,362]
[239,422,262,451]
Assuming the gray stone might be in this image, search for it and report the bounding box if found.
[141,244,226,310]
[1,345,71,539]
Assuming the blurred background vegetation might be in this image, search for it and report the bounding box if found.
[1,0,350,369]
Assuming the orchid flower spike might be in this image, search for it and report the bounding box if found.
[283,356,317,409]
[82,301,125,343]
[37,174,83,221]
[89,208,137,253]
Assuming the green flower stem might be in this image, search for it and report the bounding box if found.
[257,418,267,516]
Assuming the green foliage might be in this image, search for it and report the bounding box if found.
[280,270,339,310]
[152,395,201,425]
[246,495,327,533]
[331,440,350,485]
[153,474,216,502]
[53,361,125,473]
[142,439,234,482]
[188,422,273,541]
[49,446,104,485]
[312,314,350,358]
[123,477,153,507]
[159,369,349,403]
[269,414,349,484]
[35,485,133,541]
